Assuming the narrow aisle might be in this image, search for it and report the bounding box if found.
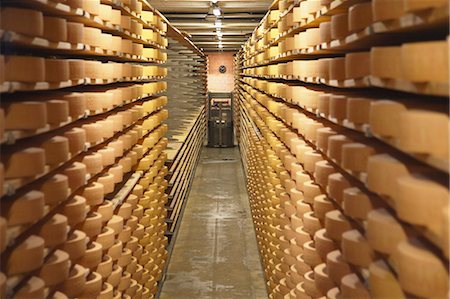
[159,147,268,299]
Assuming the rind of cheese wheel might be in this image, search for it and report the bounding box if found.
[82,153,103,175]
[314,263,335,295]
[83,27,102,48]
[348,3,372,33]
[396,174,448,236]
[369,260,405,299]
[67,59,85,81]
[95,226,115,250]
[370,46,402,79]
[80,212,102,238]
[39,214,68,247]
[400,110,448,158]
[393,239,449,298]
[79,242,103,270]
[62,195,87,226]
[7,235,45,275]
[82,122,103,143]
[1,8,44,37]
[42,136,70,166]
[39,250,70,286]
[60,264,87,297]
[67,22,84,44]
[316,127,335,152]
[343,187,373,220]
[62,230,86,261]
[5,56,45,83]
[63,162,87,190]
[64,127,86,155]
[372,0,405,22]
[0,272,5,298]
[324,210,351,242]
[404,0,447,12]
[98,4,112,22]
[303,270,323,297]
[328,57,346,81]
[367,154,409,198]
[131,20,144,36]
[14,276,46,299]
[329,95,347,122]
[341,143,374,173]
[63,93,86,119]
[341,229,373,268]
[8,190,45,226]
[314,160,335,188]
[5,147,45,179]
[327,135,351,162]
[345,52,370,79]
[107,265,122,287]
[326,250,351,285]
[330,13,348,40]
[45,59,70,82]
[46,100,69,125]
[313,195,335,221]
[96,255,113,278]
[402,40,448,83]
[314,228,337,260]
[303,181,322,204]
[327,173,350,204]
[366,208,407,254]
[340,273,370,299]
[5,101,47,130]
[346,97,371,125]
[320,22,332,44]
[121,15,132,31]
[369,100,406,139]
[43,16,67,42]
[0,218,6,252]
[79,272,102,298]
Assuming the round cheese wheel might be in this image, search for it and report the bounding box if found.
[345,52,370,79]
[5,102,47,130]
[320,22,332,44]
[60,264,87,297]
[7,190,45,226]
[108,240,123,261]
[63,195,87,226]
[80,212,103,238]
[43,16,67,42]
[314,229,337,261]
[67,60,85,81]
[7,235,45,275]
[62,230,86,261]
[342,187,373,220]
[369,260,406,299]
[314,263,335,295]
[327,135,351,162]
[5,56,45,83]
[348,3,373,33]
[1,8,44,37]
[67,22,84,44]
[324,210,351,242]
[79,272,102,298]
[346,97,371,126]
[64,127,86,155]
[372,0,405,22]
[326,250,351,285]
[330,13,348,40]
[341,229,373,268]
[327,173,350,204]
[46,100,69,125]
[367,154,409,198]
[39,249,70,286]
[45,59,70,82]
[79,241,103,269]
[82,182,104,206]
[96,255,113,278]
[107,265,123,287]
[98,283,114,299]
[38,214,68,247]
[82,123,103,144]
[314,160,335,188]
[42,136,70,167]
[313,195,335,221]
[83,27,102,48]
[370,46,402,79]
[97,200,114,223]
[340,273,370,299]
[14,276,46,299]
[328,57,346,81]
[366,209,407,254]
[63,162,87,190]
[96,226,115,250]
[369,100,406,138]
[5,147,46,179]
[341,143,374,173]
[97,173,115,194]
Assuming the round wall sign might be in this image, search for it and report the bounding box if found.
[219,65,227,73]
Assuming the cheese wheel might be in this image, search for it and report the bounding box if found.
[97,120,114,139]
[304,152,323,173]
[67,60,85,81]
[303,271,323,297]
[303,241,322,268]
[107,265,123,287]
[14,276,46,299]
[316,128,335,152]
[42,136,70,166]
[366,209,407,254]
[83,27,102,48]
[108,240,123,261]
[313,195,335,221]
[107,215,124,235]
[326,250,351,285]
[330,14,348,40]
[328,58,346,81]
[369,260,405,299]
[63,162,87,190]
[5,102,47,130]
[61,264,87,297]
[82,153,103,175]
[314,160,335,188]
[0,218,6,253]
[348,3,372,33]
[7,235,45,275]
[96,255,113,278]
[5,147,46,179]
[5,56,45,83]
[396,175,448,235]
[46,100,69,125]
[39,250,70,286]
[63,195,87,226]
[82,182,104,206]
[96,226,115,250]
[97,200,114,223]
[340,274,370,299]
[399,110,448,159]
[324,210,351,242]
[79,242,103,269]
[404,0,447,12]
[7,190,45,226]
[370,47,402,79]
[79,272,102,298]
[82,123,103,143]
[341,230,373,268]
[108,164,123,183]
[342,187,374,220]
[370,100,406,138]
[1,8,43,37]
[314,229,337,261]
[320,22,332,44]
[327,173,350,204]
[346,97,371,126]
[39,214,68,247]
[327,135,351,162]
[97,173,115,194]
[64,127,86,155]
[372,0,404,22]
[62,230,86,261]
[367,154,409,198]
[43,16,67,42]
[303,181,322,204]
[67,22,84,44]
[345,52,370,79]
[45,59,70,82]
[314,263,335,295]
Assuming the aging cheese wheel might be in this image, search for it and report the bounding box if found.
[367,154,409,198]
[5,56,45,83]
[7,235,45,275]
[330,14,348,40]
[7,190,45,226]
[369,260,405,299]
[14,276,46,299]
[342,187,374,220]
[314,228,337,260]
[5,102,47,130]
[345,52,370,79]
[67,22,84,44]
[43,16,67,42]
[326,250,351,285]
[346,97,371,126]
[63,195,87,226]
[370,47,402,79]
[62,230,86,261]
[328,58,346,81]
[341,274,370,299]
[46,100,69,125]
[366,209,407,254]
[348,3,373,33]
[60,264,87,297]
[42,136,70,167]
[1,8,44,37]
[45,59,70,82]
[63,162,87,190]
[341,229,373,268]
[324,210,351,241]
[372,0,405,22]
[341,143,374,173]
[39,250,70,286]
[320,22,332,44]
[38,214,68,247]
[404,0,447,12]
[369,100,406,138]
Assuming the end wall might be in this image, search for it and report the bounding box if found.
[207,52,235,92]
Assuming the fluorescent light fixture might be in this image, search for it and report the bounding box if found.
[216,31,223,37]
[211,0,218,3]
[218,43,223,48]
[213,7,221,16]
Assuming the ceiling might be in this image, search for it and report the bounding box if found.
[150,0,273,52]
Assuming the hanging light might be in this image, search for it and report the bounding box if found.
[212,4,221,16]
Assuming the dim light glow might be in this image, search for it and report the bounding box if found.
[213,7,221,16]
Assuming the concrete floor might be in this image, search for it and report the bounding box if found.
[159,147,268,299]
